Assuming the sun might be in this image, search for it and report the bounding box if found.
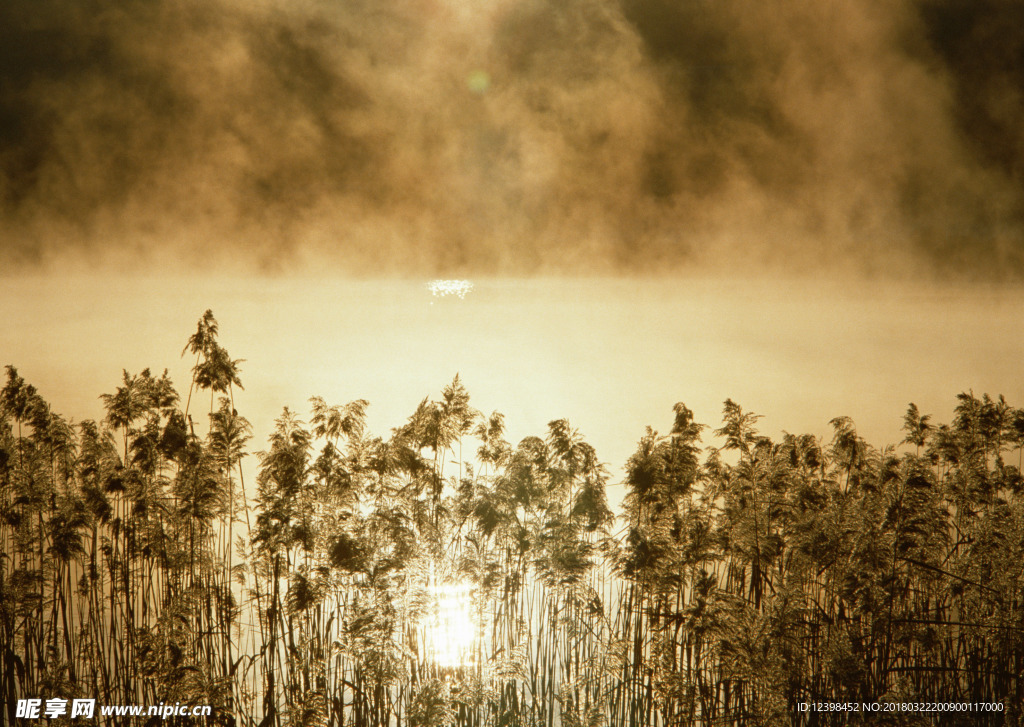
[423,582,478,668]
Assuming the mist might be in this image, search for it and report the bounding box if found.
[1,0,1022,277]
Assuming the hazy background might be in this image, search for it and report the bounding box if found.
[2,0,1024,508]
[1,0,1022,276]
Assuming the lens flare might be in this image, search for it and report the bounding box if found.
[467,70,490,94]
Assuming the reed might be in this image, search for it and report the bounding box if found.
[1,314,1021,726]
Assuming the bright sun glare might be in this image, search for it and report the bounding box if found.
[424,582,478,668]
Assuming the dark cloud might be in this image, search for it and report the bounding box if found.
[0,0,1022,276]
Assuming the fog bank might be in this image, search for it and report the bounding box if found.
[1,0,1022,277]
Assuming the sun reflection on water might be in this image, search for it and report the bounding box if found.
[423,582,477,668]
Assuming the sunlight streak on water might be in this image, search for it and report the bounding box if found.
[428,279,474,299]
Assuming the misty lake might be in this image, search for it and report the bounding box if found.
[2,273,1022,508]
